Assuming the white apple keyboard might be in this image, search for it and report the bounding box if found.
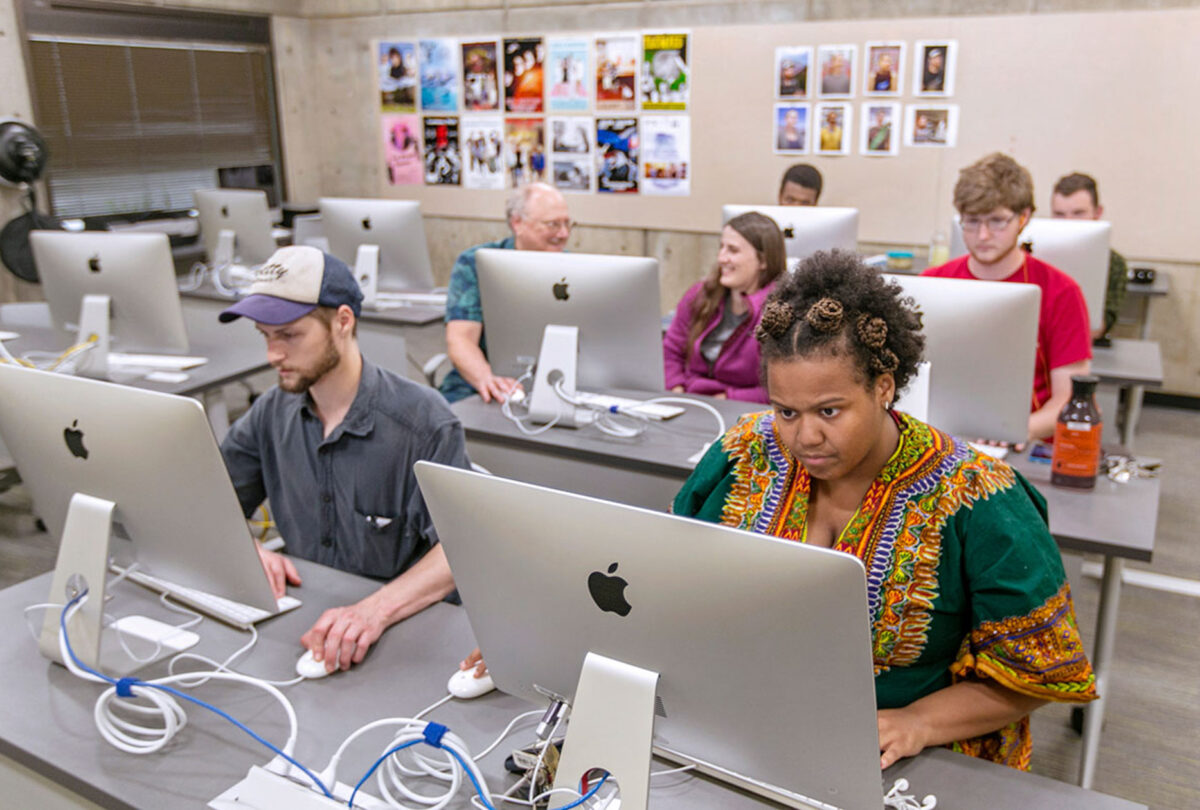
[573,392,685,420]
[108,353,210,370]
[120,568,301,629]
[372,291,448,309]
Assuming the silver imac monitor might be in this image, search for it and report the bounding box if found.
[883,273,1039,443]
[947,217,1108,333]
[476,249,664,391]
[415,461,884,810]
[722,204,858,264]
[194,188,277,265]
[0,364,278,615]
[319,197,435,291]
[30,230,189,353]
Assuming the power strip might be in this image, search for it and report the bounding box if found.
[209,765,391,809]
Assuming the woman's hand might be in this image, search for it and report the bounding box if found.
[877,707,928,769]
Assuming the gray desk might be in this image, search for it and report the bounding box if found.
[453,390,754,511]
[0,560,1143,809]
[452,396,1159,792]
[1124,275,1168,341]
[1091,338,1163,449]
[181,282,445,327]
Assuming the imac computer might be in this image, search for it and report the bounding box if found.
[947,217,1108,334]
[883,273,1039,444]
[319,197,435,301]
[722,204,858,266]
[477,249,664,419]
[0,363,294,675]
[194,188,277,267]
[415,461,885,810]
[30,230,190,360]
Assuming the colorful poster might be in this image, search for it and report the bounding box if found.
[594,34,637,112]
[773,103,811,154]
[503,37,545,113]
[775,46,812,99]
[641,115,689,196]
[423,115,461,185]
[913,41,957,96]
[549,116,592,193]
[815,102,852,156]
[596,117,638,194]
[641,32,689,111]
[864,42,904,97]
[419,38,459,112]
[817,44,856,98]
[904,104,959,147]
[504,117,546,188]
[381,114,422,185]
[379,41,417,112]
[461,115,505,190]
[547,37,589,112]
[461,40,500,111]
[860,102,900,156]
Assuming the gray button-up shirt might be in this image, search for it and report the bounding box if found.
[220,358,471,581]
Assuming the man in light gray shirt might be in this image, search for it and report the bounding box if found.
[219,245,470,674]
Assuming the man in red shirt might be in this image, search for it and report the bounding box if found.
[923,153,1091,441]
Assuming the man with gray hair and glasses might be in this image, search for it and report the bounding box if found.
[440,182,573,403]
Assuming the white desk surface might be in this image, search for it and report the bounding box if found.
[0,559,1144,809]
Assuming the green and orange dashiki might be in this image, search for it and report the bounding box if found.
[673,410,1096,769]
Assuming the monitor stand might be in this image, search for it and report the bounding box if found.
[528,324,583,426]
[214,228,237,268]
[38,492,198,677]
[354,244,380,308]
[75,293,110,378]
[552,651,659,810]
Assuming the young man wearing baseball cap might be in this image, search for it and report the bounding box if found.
[219,245,471,674]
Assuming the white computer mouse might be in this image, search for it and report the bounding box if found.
[296,649,334,679]
[447,667,495,699]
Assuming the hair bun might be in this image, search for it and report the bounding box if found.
[756,300,796,341]
[805,298,844,333]
[856,314,888,349]
[870,348,899,374]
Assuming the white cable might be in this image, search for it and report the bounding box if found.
[552,380,648,439]
[528,711,566,806]
[643,396,726,441]
[57,597,302,762]
[500,369,564,436]
[176,262,207,292]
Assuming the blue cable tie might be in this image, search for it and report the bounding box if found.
[115,677,139,698]
[423,721,449,749]
[608,405,619,413]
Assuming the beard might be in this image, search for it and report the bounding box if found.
[277,337,341,393]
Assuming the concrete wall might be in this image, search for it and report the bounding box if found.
[3,0,1199,397]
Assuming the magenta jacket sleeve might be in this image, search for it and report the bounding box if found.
[662,282,703,390]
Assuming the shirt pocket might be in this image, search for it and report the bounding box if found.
[351,509,407,580]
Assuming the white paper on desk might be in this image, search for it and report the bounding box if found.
[108,353,209,370]
[144,370,191,384]
[0,331,20,341]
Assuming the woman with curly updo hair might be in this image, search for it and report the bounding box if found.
[674,250,1095,772]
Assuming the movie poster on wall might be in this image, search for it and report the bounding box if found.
[504,37,545,113]
[379,41,417,112]
[381,114,422,185]
[816,44,856,98]
[461,40,500,111]
[547,37,590,113]
[913,41,957,96]
[549,116,593,192]
[773,103,810,154]
[594,34,638,113]
[419,39,459,112]
[596,117,639,193]
[461,115,505,190]
[641,115,689,196]
[423,116,461,185]
[775,46,812,99]
[815,102,852,156]
[504,117,546,188]
[904,104,959,147]
[640,32,689,111]
[863,42,904,96]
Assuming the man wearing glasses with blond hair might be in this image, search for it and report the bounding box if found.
[923,152,1091,441]
[440,182,574,403]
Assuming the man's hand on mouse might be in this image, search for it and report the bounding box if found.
[300,594,387,672]
[461,647,489,678]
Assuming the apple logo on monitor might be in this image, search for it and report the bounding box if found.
[552,278,570,301]
[782,225,796,239]
[63,419,88,460]
[588,562,631,616]
[361,217,372,231]
[87,254,101,273]
[220,205,230,217]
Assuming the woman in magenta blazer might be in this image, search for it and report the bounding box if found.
[663,212,786,402]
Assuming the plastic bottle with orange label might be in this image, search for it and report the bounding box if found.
[1051,375,1103,489]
